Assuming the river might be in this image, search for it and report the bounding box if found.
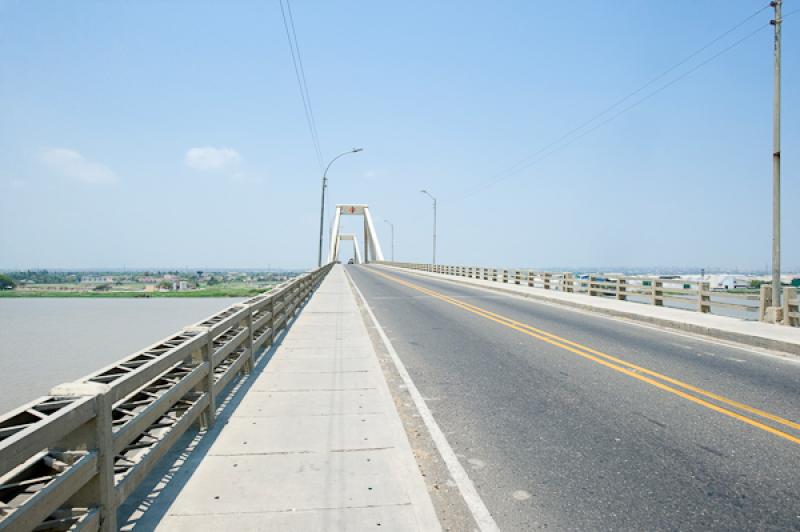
[0,298,241,413]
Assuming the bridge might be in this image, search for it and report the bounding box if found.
[1,209,799,531]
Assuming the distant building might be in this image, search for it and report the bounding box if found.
[708,275,747,290]
[81,275,113,284]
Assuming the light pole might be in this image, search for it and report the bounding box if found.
[317,148,363,266]
[420,190,437,265]
[384,219,394,262]
[770,0,782,311]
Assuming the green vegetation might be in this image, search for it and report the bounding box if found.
[0,268,301,298]
[0,286,268,298]
[0,274,15,290]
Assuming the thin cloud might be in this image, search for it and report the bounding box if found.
[363,169,385,180]
[40,148,119,185]
[185,146,242,171]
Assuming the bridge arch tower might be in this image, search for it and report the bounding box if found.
[328,204,385,264]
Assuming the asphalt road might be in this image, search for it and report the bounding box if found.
[347,265,800,531]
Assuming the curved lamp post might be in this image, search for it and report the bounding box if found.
[318,148,363,266]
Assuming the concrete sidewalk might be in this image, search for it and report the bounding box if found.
[379,265,800,356]
[152,265,440,531]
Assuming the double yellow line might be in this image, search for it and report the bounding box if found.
[371,269,800,446]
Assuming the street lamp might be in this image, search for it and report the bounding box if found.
[420,190,437,265]
[318,148,363,266]
[384,219,394,262]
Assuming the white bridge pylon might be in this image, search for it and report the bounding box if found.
[328,204,385,264]
[336,234,363,264]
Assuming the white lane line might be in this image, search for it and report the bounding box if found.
[346,269,501,532]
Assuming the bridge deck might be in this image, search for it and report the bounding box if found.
[146,265,439,531]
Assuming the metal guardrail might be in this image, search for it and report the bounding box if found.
[0,263,334,532]
[380,262,798,326]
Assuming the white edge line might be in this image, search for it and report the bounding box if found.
[346,267,501,532]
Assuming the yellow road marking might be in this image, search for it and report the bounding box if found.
[370,268,800,446]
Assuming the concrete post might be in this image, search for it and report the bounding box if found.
[502,269,508,283]
[783,287,798,326]
[267,293,276,348]
[651,280,664,307]
[528,271,535,287]
[616,278,627,301]
[245,308,255,373]
[186,327,215,429]
[588,275,596,296]
[759,284,773,322]
[564,272,574,293]
[543,272,551,290]
[697,281,711,313]
[49,382,117,532]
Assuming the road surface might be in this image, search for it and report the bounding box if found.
[347,265,800,531]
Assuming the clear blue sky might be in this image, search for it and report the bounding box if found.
[1,1,797,271]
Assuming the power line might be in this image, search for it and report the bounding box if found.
[286,0,324,170]
[464,22,771,199]
[279,0,324,172]
[459,4,772,199]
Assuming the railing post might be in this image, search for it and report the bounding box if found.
[563,272,574,293]
[186,326,215,428]
[268,293,276,347]
[616,278,627,300]
[543,272,551,290]
[49,382,117,532]
[697,281,711,313]
[588,275,596,296]
[759,284,773,322]
[651,279,664,307]
[245,308,255,373]
[528,270,535,287]
[784,287,798,326]
[502,269,508,283]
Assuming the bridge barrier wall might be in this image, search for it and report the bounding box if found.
[0,263,334,532]
[784,287,799,327]
[380,262,797,328]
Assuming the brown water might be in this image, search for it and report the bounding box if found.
[0,298,240,413]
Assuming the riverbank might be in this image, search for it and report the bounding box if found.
[0,287,267,298]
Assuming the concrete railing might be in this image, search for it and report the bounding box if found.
[380,262,798,327]
[784,287,799,327]
[0,263,334,532]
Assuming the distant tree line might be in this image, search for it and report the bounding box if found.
[0,274,15,289]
